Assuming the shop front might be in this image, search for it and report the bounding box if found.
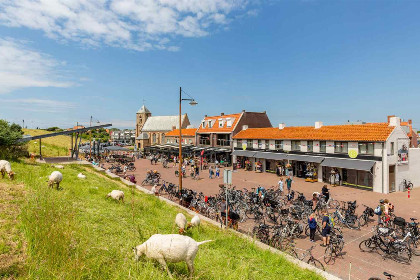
[321,158,376,190]
[232,150,257,171]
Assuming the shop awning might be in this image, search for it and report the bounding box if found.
[286,154,325,163]
[321,158,376,171]
[254,151,288,160]
[231,150,257,157]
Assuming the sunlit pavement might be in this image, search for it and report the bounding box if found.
[111,159,420,280]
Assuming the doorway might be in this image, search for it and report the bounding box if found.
[389,165,396,192]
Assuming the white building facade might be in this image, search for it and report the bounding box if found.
[232,117,415,193]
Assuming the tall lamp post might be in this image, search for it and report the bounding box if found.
[178,87,198,194]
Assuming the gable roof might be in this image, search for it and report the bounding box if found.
[137,105,151,114]
[141,114,187,132]
[233,123,395,142]
[197,113,242,133]
[166,128,197,137]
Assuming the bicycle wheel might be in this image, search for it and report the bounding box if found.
[396,247,411,264]
[408,238,420,256]
[324,245,334,264]
[359,239,374,252]
[308,258,325,271]
[358,214,368,227]
[346,217,360,230]
[329,199,340,209]
[305,225,310,236]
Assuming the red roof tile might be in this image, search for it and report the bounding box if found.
[197,113,242,133]
[233,123,394,142]
[166,128,197,137]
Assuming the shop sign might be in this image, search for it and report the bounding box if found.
[242,143,247,150]
[397,140,409,164]
[348,150,358,159]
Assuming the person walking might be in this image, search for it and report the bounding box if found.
[322,185,330,203]
[215,166,220,178]
[278,177,284,193]
[376,199,385,224]
[285,176,293,194]
[209,166,213,179]
[321,210,331,247]
[308,213,317,242]
[335,172,340,186]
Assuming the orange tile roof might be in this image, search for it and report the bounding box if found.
[233,123,395,142]
[197,113,242,133]
[166,128,197,137]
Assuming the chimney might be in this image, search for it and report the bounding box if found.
[389,116,401,127]
[204,115,207,117]
[242,125,248,130]
[387,115,395,123]
[242,110,245,113]
[408,119,412,125]
[279,123,286,130]
[172,126,176,130]
[221,113,224,116]
[315,121,323,129]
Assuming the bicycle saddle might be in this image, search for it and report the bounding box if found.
[410,217,417,221]
[383,272,394,277]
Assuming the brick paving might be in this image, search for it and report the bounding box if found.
[111,159,420,280]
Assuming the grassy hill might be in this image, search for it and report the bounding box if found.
[0,161,324,280]
[23,129,87,157]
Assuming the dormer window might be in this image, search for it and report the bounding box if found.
[218,118,224,128]
[226,118,233,127]
[201,121,205,128]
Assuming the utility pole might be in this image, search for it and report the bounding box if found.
[178,87,183,194]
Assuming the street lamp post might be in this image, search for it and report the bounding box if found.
[178,87,197,195]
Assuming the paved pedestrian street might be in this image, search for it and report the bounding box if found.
[114,159,420,280]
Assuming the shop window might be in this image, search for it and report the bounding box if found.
[307,141,313,152]
[275,140,283,150]
[291,140,301,151]
[359,143,374,155]
[247,139,253,148]
[320,141,326,153]
[265,140,269,149]
[335,142,348,153]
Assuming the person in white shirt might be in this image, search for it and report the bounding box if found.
[278,177,284,193]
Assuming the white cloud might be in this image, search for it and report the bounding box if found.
[0,38,74,94]
[0,0,250,51]
[2,98,76,112]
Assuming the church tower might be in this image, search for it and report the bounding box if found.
[136,105,151,137]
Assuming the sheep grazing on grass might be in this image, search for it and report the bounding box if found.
[77,173,86,179]
[48,171,63,189]
[133,234,213,278]
[151,184,159,196]
[175,213,187,234]
[0,160,14,180]
[187,215,201,229]
[107,190,124,202]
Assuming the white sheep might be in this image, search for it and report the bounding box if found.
[0,160,14,180]
[48,171,63,189]
[77,173,86,179]
[189,215,201,229]
[107,190,124,202]
[175,213,187,234]
[133,234,213,278]
[151,184,159,196]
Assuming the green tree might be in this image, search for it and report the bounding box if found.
[0,119,27,159]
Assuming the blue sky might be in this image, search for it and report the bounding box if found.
[1,0,420,130]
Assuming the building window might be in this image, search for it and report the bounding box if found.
[201,121,205,128]
[152,133,156,144]
[265,140,269,149]
[390,142,394,155]
[307,141,313,152]
[275,140,283,150]
[219,119,224,128]
[292,140,301,151]
[247,139,253,148]
[320,141,326,153]
[161,133,165,143]
[335,142,348,153]
[359,142,374,155]
[258,140,263,149]
[226,118,233,127]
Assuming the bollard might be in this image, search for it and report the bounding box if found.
[408,189,410,199]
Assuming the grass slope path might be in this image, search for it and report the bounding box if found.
[6,161,326,280]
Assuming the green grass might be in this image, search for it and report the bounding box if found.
[23,129,87,157]
[3,161,324,280]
